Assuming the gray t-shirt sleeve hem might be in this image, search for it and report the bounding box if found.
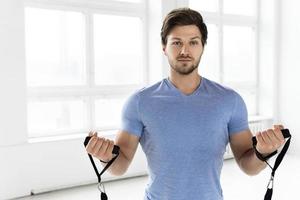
[229,124,250,136]
[120,127,142,138]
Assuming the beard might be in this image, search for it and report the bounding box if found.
[169,55,201,75]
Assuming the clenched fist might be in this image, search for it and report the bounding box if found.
[85,131,115,162]
[255,125,286,156]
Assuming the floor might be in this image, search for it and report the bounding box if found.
[15,154,299,200]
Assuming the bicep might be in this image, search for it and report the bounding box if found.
[229,129,253,162]
[115,130,140,162]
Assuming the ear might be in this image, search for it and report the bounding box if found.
[162,45,166,55]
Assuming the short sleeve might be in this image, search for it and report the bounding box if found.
[120,91,144,137]
[228,92,249,135]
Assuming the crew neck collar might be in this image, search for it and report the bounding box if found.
[165,76,204,97]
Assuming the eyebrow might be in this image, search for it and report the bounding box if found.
[170,36,201,41]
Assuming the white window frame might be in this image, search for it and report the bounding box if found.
[24,0,148,140]
[178,0,260,116]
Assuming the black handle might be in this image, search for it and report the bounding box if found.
[84,136,120,155]
[252,128,291,146]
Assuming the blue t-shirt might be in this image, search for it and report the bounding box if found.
[121,77,249,200]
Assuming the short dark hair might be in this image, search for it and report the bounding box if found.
[161,7,208,47]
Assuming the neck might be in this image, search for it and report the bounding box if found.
[168,72,201,95]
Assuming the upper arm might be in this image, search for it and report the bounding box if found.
[229,129,253,163]
[118,90,143,163]
[115,130,140,163]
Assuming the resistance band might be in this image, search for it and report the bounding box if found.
[83,129,290,200]
[252,128,291,200]
[84,136,120,200]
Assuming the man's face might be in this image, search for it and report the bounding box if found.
[163,25,204,75]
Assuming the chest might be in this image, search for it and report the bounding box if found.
[140,96,231,157]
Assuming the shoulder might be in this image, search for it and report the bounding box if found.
[203,77,239,100]
[129,79,165,99]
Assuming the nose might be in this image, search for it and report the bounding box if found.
[180,44,190,56]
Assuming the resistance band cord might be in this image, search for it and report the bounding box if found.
[84,136,120,200]
[83,129,291,200]
[252,128,291,200]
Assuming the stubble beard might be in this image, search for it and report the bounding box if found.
[169,56,201,75]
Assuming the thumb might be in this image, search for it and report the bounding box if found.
[273,124,284,130]
[88,131,98,137]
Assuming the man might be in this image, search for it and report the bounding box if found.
[86,8,285,200]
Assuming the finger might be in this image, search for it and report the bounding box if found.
[266,129,281,146]
[273,124,284,130]
[89,131,98,137]
[256,132,265,146]
[104,139,111,154]
[256,132,271,154]
[92,137,104,155]
[89,131,97,137]
[102,139,112,157]
[86,135,98,152]
[88,131,94,137]
[97,138,108,157]
[107,141,114,155]
[94,132,98,137]
[273,127,285,145]
[273,125,285,139]
[261,131,272,145]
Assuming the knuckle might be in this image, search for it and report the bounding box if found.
[104,140,110,146]
[91,150,98,156]
[267,129,273,134]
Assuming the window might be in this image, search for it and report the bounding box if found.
[223,0,257,16]
[189,0,258,116]
[25,1,146,138]
[189,0,218,12]
[223,25,255,83]
[25,8,86,87]
[93,14,143,85]
[199,24,219,82]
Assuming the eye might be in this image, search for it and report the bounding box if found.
[190,40,199,46]
[172,41,182,46]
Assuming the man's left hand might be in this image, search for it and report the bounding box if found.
[255,124,286,156]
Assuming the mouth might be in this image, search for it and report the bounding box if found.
[177,59,192,61]
[178,60,191,62]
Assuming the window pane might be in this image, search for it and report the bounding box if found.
[189,0,218,12]
[223,26,255,83]
[95,97,127,128]
[200,24,219,82]
[25,7,86,87]
[115,0,141,2]
[28,100,87,136]
[94,14,143,85]
[223,0,257,16]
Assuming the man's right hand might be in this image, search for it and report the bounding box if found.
[85,131,115,162]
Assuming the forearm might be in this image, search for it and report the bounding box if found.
[238,148,267,176]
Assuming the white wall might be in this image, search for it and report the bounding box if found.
[258,0,276,118]
[0,0,27,147]
[279,0,300,156]
[0,0,28,198]
[0,0,148,199]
